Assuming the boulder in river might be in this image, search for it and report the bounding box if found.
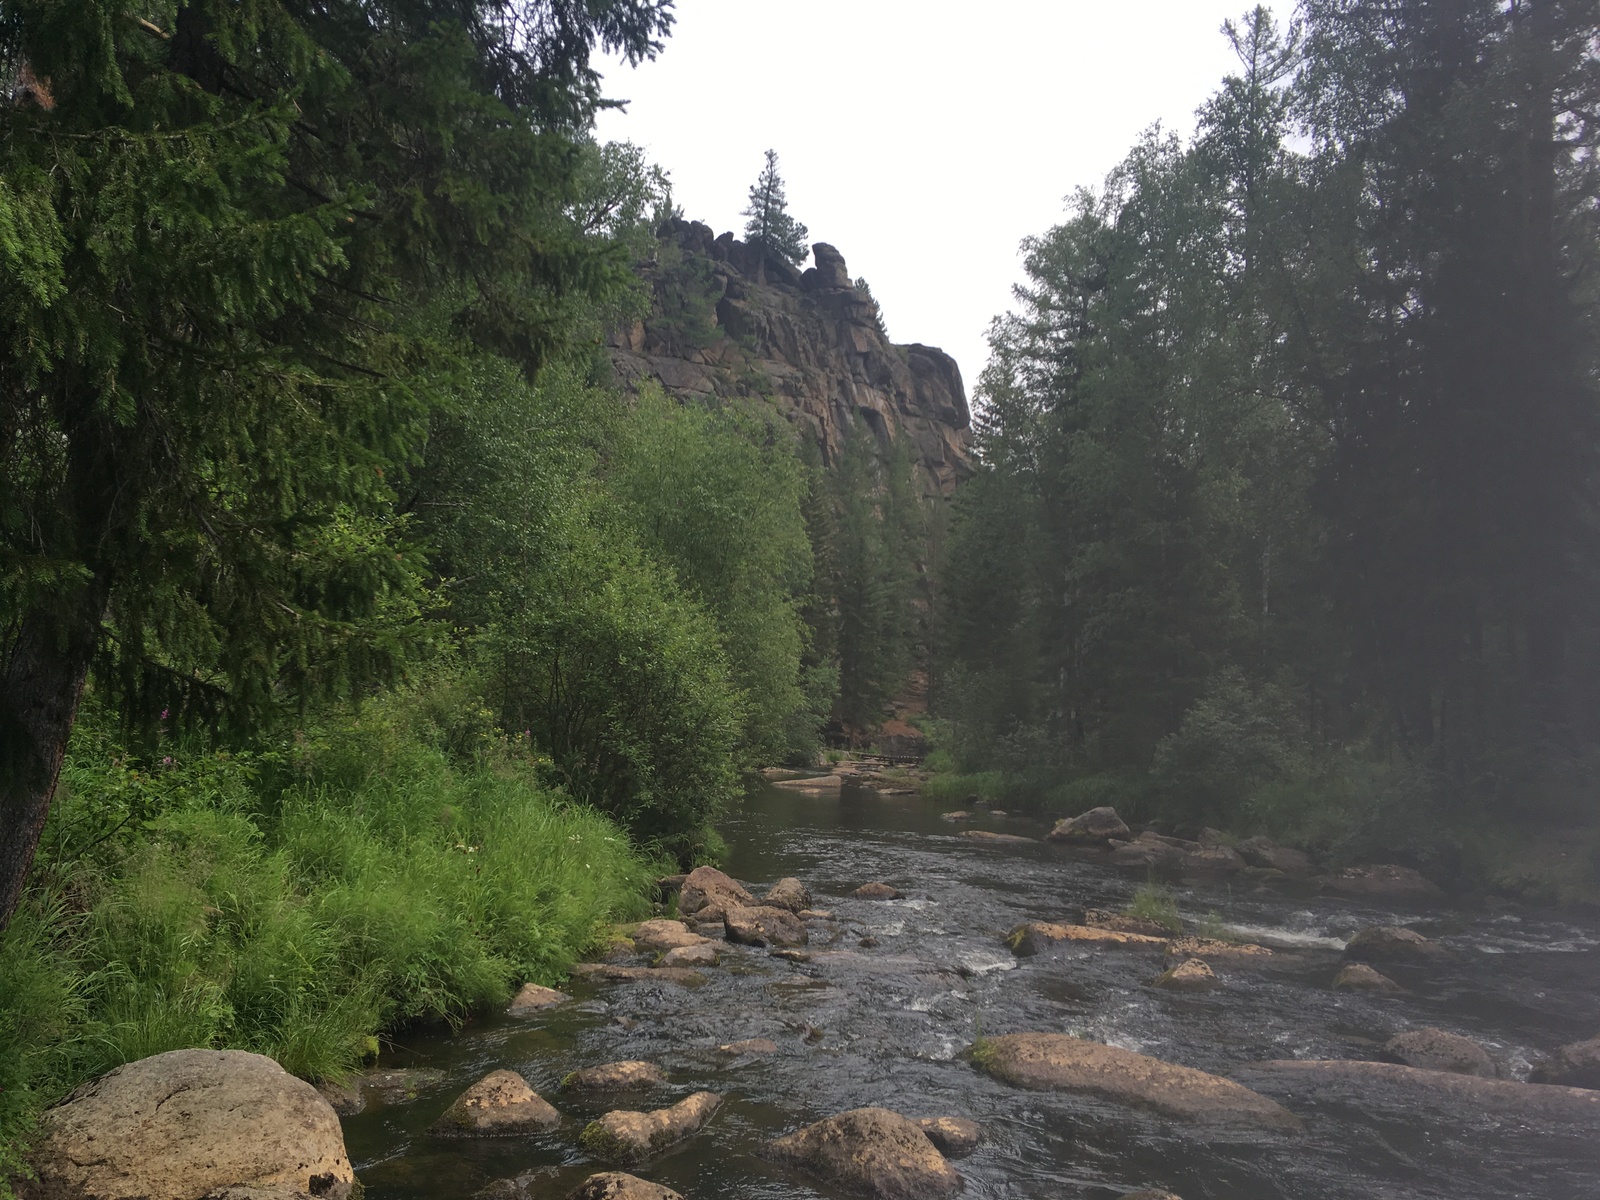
[1344,925,1445,964]
[1331,963,1405,994]
[560,1062,669,1092]
[1381,1029,1496,1078]
[677,866,755,917]
[564,1172,683,1200]
[508,982,571,1014]
[27,1049,356,1200]
[1531,1036,1600,1090]
[718,1038,780,1056]
[971,1033,1301,1130]
[580,1092,722,1164]
[1047,806,1131,845]
[432,1070,561,1136]
[1006,921,1167,956]
[767,1107,962,1200]
[724,904,808,947]
[1152,958,1218,992]
[1323,863,1445,903]
[1237,836,1314,875]
[762,877,812,911]
[914,1116,982,1158]
[852,882,904,900]
[631,919,710,953]
[1165,936,1272,964]
[940,810,972,822]
[659,942,720,968]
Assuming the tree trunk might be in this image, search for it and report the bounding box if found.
[0,576,110,931]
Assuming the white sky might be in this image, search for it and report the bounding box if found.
[595,1,1290,394]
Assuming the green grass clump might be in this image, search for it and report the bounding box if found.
[1125,883,1183,933]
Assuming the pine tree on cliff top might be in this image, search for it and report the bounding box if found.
[743,149,810,266]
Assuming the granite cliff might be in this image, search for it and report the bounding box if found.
[607,219,972,496]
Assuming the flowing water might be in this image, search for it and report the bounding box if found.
[341,782,1600,1200]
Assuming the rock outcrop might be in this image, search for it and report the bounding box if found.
[28,1050,356,1200]
[610,221,971,498]
[767,1108,963,1200]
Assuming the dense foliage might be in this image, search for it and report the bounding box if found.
[742,148,810,267]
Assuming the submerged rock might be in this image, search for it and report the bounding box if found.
[717,1038,780,1056]
[432,1070,560,1136]
[508,982,571,1014]
[1323,864,1445,903]
[1239,1059,1600,1124]
[677,866,755,917]
[960,829,1038,844]
[767,1107,962,1200]
[1047,806,1131,845]
[724,904,808,947]
[28,1049,356,1200]
[1344,926,1445,964]
[971,1033,1301,1130]
[1381,1029,1496,1078]
[1331,963,1405,994]
[914,1116,982,1158]
[565,1174,683,1200]
[1006,922,1167,956]
[1531,1036,1600,1090]
[852,882,904,900]
[762,877,813,912]
[580,1092,722,1164]
[560,1062,669,1092]
[1152,958,1218,992]
[631,919,710,954]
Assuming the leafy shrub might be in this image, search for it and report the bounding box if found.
[1124,883,1182,933]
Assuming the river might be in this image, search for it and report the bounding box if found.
[340,781,1600,1200]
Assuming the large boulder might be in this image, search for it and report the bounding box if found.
[1344,925,1446,964]
[580,1092,722,1165]
[1531,1036,1600,1090]
[565,1174,682,1200]
[677,866,754,918]
[971,1034,1300,1130]
[1381,1029,1496,1078]
[762,877,812,912]
[560,1062,669,1092]
[1323,864,1445,903]
[1047,806,1130,845]
[630,919,710,954]
[767,1108,962,1200]
[432,1070,560,1136]
[1006,922,1167,956]
[1331,963,1404,994]
[28,1049,356,1200]
[724,904,808,948]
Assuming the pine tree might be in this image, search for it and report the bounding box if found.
[742,149,810,266]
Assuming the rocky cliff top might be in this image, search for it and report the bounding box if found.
[607,219,972,496]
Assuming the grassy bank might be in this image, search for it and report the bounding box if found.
[0,698,660,1192]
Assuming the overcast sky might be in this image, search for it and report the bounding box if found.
[594,1,1290,394]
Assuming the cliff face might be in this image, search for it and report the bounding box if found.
[607,219,972,496]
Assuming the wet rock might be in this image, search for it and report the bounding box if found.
[772,773,844,791]
[1331,963,1405,994]
[315,1079,364,1116]
[565,1173,683,1200]
[1239,1059,1600,1124]
[1109,840,1186,872]
[432,1070,560,1136]
[353,1066,445,1105]
[718,1038,779,1056]
[1237,837,1314,875]
[767,1107,962,1200]
[914,1116,982,1158]
[1344,925,1446,964]
[1180,845,1247,874]
[677,866,755,917]
[971,1034,1300,1130]
[579,1092,722,1165]
[571,963,706,987]
[799,908,836,921]
[659,943,720,968]
[560,1062,669,1092]
[1047,806,1131,845]
[960,829,1037,844]
[762,877,813,912]
[771,948,812,963]
[857,935,881,948]
[1531,1036,1600,1089]
[724,904,808,947]
[1006,922,1167,956]
[28,1049,356,1200]
[1381,1029,1496,1078]
[940,810,972,822]
[1165,936,1272,964]
[852,882,904,900]
[631,919,710,954]
[1122,1192,1184,1200]
[1083,909,1174,938]
[1152,958,1218,992]
[508,982,571,1013]
[1324,864,1445,903]
[654,873,687,895]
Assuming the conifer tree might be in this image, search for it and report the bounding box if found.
[742,149,810,266]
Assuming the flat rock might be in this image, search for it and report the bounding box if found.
[564,1174,683,1200]
[1083,909,1175,938]
[1531,1036,1600,1089]
[571,963,706,987]
[718,1038,780,1056]
[631,919,710,953]
[1344,925,1445,964]
[1181,846,1247,874]
[768,1107,962,1200]
[724,904,808,947]
[1047,806,1131,845]
[1382,1029,1495,1077]
[677,866,754,917]
[1238,837,1314,874]
[1007,922,1168,956]
[762,877,812,911]
[580,1092,722,1165]
[1109,841,1186,872]
[560,1062,669,1092]
[772,774,844,791]
[852,882,904,900]
[352,1067,446,1106]
[914,1116,982,1158]
[1165,936,1271,963]
[508,982,571,1014]
[432,1070,560,1136]
[659,942,720,968]
[799,909,836,921]
[960,830,1037,844]
[28,1049,356,1200]
[940,810,972,822]
[1152,958,1218,992]
[972,1034,1300,1130]
[1323,864,1445,903]
[1331,963,1404,993]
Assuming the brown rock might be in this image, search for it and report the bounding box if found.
[631,919,710,953]
[571,963,706,987]
[508,982,571,1013]
[972,1034,1300,1130]
[1122,1192,1184,1200]
[564,1174,682,1200]
[579,1092,722,1165]
[560,1062,668,1092]
[315,1080,364,1116]
[762,877,813,911]
[771,948,812,963]
[1007,922,1168,956]
[677,866,755,917]
[1110,841,1186,872]
[659,942,720,968]
[724,904,808,947]
[1324,864,1445,903]
[1344,926,1445,964]
[941,810,972,822]
[772,774,844,791]
[1047,806,1131,845]
[1331,963,1404,993]
[1381,1029,1496,1078]
[1530,1036,1600,1090]
[1240,1059,1600,1124]
[799,909,836,921]
[28,1050,356,1200]
[1083,909,1174,938]
[718,1038,780,1056]
[1237,837,1314,874]
[960,830,1038,844]
[352,1067,445,1106]
[913,1116,982,1158]
[432,1070,560,1136]
[1180,846,1247,874]
[852,882,904,900]
[1165,937,1272,963]
[1152,958,1218,992]
[767,1108,962,1200]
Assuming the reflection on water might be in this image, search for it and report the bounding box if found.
[341,781,1600,1200]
